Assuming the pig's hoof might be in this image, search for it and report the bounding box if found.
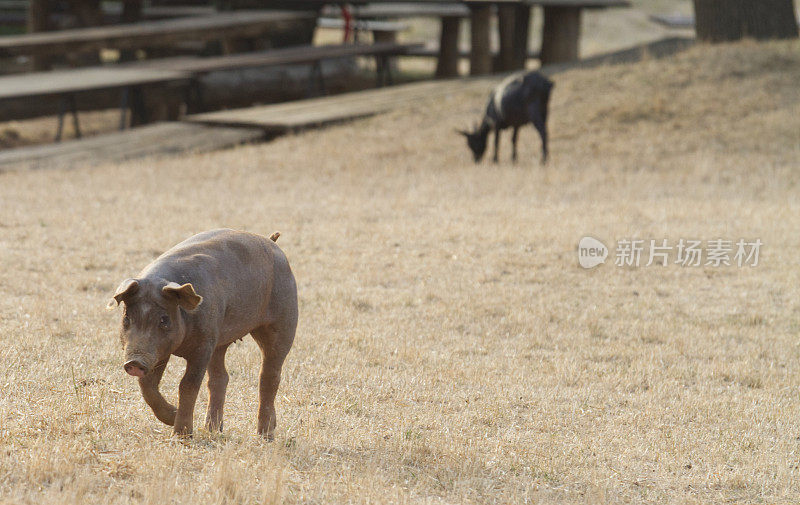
[173,428,193,439]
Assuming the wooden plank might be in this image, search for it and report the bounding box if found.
[297,0,628,8]
[649,14,694,28]
[408,44,539,59]
[346,3,470,18]
[186,76,501,132]
[126,42,423,74]
[0,68,189,100]
[0,10,315,58]
[0,122,264,172]
[463,0,627,6]
[317,18,407,32]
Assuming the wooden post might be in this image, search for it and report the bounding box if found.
[121,0,143,23]
[373,29,398,75]
[120,0,143,61]
[27,0,50,70]
[540,6,581,64]
[436,16,461,78]
[512,4,531,68]
[469,4,492,75]
[496,4,516,72]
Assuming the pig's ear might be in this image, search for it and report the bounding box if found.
[108,278,139,309]
[162,282,203,312]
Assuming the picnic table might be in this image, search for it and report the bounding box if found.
[300,0,630,74]
[0,67,191,140]
[0,10,315,59]
[0,41,420,137]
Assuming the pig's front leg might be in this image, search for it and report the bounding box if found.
[173,349,213,437]
[138,359,177,426]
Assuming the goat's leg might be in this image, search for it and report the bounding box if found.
[493,127,501,163]
[511,127,519,163]
[529,104,548,165]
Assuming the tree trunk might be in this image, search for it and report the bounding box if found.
[693,0,799,42]
[469,5,492,76]
[436,16,461,78]
[540,7,581,64]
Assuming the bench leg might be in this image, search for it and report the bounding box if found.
[119,88,129,130]
[70,94,81,139]
[373,29,399,77]
[375,55,385,87]
[185,79,204,114]
[469,5,492,76]
[375,55,394,87]
[436,16,461,78]
[55,94,80,142]
[129,86,149,127]
[540,6,581,65]
[55,97,66,143]
[307,61,326,97]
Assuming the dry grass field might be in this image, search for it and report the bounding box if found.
[1,39,799,504]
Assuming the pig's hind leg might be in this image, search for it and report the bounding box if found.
[251,310,297,440]
[205,344,231,432]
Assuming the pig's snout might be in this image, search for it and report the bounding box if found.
[124,360,148,377]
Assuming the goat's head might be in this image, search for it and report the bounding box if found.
[457,124,488,163]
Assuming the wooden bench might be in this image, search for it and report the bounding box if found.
[287,0,630,74]
[186,75,501,133]
[0,42,421,139]
[130,41,424,100]
[0,10,315,59]
[317,17,408,44]
[0,3,217,27]
[0,67,191,140]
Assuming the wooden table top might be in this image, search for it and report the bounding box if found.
[127,42,424,74]
[0,67,190,100]
[0,10,315,57]
[288,0,628,7]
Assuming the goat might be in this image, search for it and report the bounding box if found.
[458,71,553,165]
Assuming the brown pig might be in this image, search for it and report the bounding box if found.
[108,229,297,439]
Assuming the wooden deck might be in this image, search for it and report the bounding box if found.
[185,77,499,133]
[0,122,264,172]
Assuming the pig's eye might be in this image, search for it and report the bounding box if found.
[159,315,170,329]
[122,316,130,328]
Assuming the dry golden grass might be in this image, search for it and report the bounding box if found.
[1,39,799,504]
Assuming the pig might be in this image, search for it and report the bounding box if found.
[108,229,298,439]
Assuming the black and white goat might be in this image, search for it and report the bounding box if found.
[458,71,553,164]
